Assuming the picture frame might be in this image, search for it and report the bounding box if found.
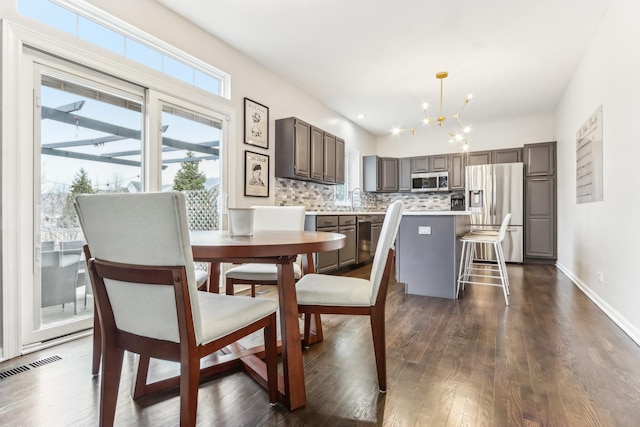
[244,150,269,197]
[244,97,269,149]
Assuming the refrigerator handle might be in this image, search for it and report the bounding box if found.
[492,169,497,219]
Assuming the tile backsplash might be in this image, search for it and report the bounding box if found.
[275,178,457,211]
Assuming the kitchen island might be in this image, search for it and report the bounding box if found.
[396,211,472,299]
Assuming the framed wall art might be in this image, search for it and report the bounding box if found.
[244,97,269,149]
[244,150,269,197]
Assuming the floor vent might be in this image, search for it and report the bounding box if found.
[29,355,62,368]
[0,365,31,379]
[0,355,62,380]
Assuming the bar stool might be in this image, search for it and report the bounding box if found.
[457,213,511,305]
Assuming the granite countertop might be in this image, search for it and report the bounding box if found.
[306,210,472,216]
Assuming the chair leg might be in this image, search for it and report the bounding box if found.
[457,240,467,297]
[494,242,509,305]
[251,284,256,298]
[100,343,124,427]
[370,308,387,392]
[264,312,278,405]
[225,277,235,295]
[179,354,200,427]
[132,355,151,399]
[92,313,101,375]
[302,313,311,348]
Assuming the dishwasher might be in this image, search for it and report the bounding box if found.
[357,215,372,264]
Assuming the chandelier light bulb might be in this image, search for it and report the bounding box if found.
[466,93,473,101]
[463,126,471,133]
[392,127,401,135]
[422,102,429,110]
[455,134,464,142]
[462,142,469,151]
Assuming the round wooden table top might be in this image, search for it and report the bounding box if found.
[190,230,345,260]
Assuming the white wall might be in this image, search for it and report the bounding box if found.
[555,0,640,344]
[76,0,378,206]
[376,113,554,157]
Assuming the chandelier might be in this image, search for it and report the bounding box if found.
[392,71,473,151]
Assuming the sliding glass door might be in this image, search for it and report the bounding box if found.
[27,59,145,345]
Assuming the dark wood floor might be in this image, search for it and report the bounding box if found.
[2,263,640,426]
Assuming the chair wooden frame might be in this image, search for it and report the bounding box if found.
[297,247,395,392]
[87,256,278,426]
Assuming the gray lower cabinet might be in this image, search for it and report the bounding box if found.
[370,215,384,257]
[398,157,411,192]
[304,214,357,272]
[338,216,357,267]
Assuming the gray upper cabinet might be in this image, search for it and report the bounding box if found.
[524,142,555,176]
[430,154,449,172]
[275,117,345,184]
[493,148,522,164]
[323,132,336,182]
[411,156,429,173]
[363,155,398,192]
[467,150,492,166]
[335,137,345,184]
[310,125,324,180]
[448,153,465,191]
[399,157,411,192]
[275,117,311,179]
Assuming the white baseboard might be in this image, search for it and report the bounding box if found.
[556,262,640,347]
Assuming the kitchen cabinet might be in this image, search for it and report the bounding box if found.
[304,214,358,272]
[467,150,492,166]
[398,157,411,192]
[275,117,311,179]
[310,125,324,180]
[275,117,345,184]
[430,154,449,172]
[524,141,557,261]
[335,137,345,184]
[494,148,522,164]
[524,142,555,176]
[448,153,465,191]
[370,214,384,257]
[411,156,429,173]
[363,155,398,192]
[338,216,357,267]
[323,132,336,182]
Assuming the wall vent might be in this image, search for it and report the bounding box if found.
[0,355,62,380]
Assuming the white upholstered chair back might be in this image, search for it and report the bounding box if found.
[251,205,306,231]
[74,192,203,344]
[368,200,404,305]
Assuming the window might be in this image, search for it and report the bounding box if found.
[18,0,229,98]
[334,151,356,206]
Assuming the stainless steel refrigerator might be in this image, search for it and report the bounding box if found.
[465,162,523,263]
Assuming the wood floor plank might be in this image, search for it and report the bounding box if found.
[2,263,640,426]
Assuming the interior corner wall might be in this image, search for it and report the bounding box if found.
[375,113,554,157]
[83,0,377,206]
[554,0,640,344]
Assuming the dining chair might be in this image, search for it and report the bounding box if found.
[225,205,306,296]
[295,200,403,392]
[75,192,278,426]
[457,213,512,305]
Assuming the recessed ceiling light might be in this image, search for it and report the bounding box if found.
[357,114,365,119]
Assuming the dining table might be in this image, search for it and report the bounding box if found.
[190,229,345,410]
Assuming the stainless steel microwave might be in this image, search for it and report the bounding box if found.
[411,171,449,192]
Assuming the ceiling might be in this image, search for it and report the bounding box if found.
[155,0,612,136]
